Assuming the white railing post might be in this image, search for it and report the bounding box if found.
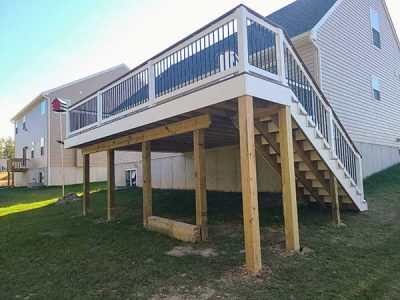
[148,61,156,102]
[276,29,287,85]
[66,108,70,138]
[356,153,364,194]
[328,109,337,159]
[236,6,249,73]
[97,91,103,125]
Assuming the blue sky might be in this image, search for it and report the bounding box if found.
[0,0,399,138]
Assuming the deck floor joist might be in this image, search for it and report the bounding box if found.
[77,98,278,154]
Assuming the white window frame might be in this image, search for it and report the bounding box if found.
[372,75,381,101]
[23,116,26,130]
[125,168,137,187]
[40,100,46,116]
[40,137,45,156]
[370,8,381,49]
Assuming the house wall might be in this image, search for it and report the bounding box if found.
[48,65,128,172]
[355,142,400,178]
[14,97,49,186]
[49,166,107,185]
[316,0,400,175]
[114,146,281,193]
[13,65,129,186]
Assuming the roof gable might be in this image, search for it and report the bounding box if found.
[11,64,129,121]
[266,0,338,37]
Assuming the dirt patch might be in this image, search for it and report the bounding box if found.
[165,246,218,258]
[269,243,313,257]
[54,193,81,205]
[215,224,243,238]
[150,286,217,300]
[219,265,272,284]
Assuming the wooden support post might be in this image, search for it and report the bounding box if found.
[194,129,208,241]
[238,95,262,273]
[107,150,115,220]
[83,153,90,216]
[278,105,300,251]
[7,171,10,187]
[329,173,341,226]
[142,141,152,227]
[11,170,14,187]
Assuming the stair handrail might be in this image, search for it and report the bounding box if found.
[279,34,362,187]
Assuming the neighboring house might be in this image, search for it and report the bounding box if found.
[11,64,129,186]
[267,0,400,177]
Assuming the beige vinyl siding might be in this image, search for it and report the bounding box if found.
[316,0,400,147]
[49,66,128,168]
[293,37,319,83]
[14,98,49,184]
[115,150,181,164]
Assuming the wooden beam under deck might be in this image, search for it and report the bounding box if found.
[147,216,201,243]
[238,95,262,273]
[194,129,208,241]
[330,173,341,226]
[83,153,90,216]
[142,141,152,227]
[107,150,115,220]
[82,114,213,155]
[278,105,300,252]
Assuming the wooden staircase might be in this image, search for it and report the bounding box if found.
[231,99,367,211]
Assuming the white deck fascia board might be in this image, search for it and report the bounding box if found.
[64,73,292,149]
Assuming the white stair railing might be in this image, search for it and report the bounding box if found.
[279,37,362,191]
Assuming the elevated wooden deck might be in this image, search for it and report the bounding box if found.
[5,158,28,187]
[64,5,367,273]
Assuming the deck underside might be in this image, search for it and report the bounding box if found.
[87,99,245,153]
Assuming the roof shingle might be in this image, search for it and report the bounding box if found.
[267,0,338,37]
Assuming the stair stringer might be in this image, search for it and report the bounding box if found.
[289,94,368,212]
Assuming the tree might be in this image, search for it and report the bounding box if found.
[0,137,14,159]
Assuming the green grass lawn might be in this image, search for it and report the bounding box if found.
[0,164,400,299]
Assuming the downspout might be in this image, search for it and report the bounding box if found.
[43,94,51,186]
[310,30,323,89]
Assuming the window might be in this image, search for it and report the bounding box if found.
[372,75,381,100]
[39,171,44,184]
[40,100,46,115]
[23,116,26,130]
[22,147,28,166]
[370,8,381,48]
[31,141,35,158]
[40,137,45,156]
[15,122,18,134]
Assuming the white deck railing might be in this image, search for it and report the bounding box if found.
[66,5,362,190]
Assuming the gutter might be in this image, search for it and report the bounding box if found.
[43,94,51,186]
